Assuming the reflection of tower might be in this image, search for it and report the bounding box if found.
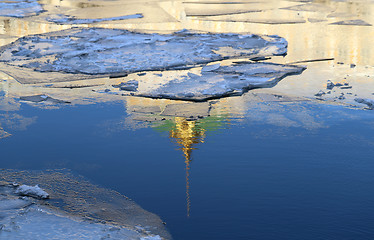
[169,117,206,217]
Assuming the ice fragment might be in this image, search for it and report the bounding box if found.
[15,185,49,199]
[134,62,305,101]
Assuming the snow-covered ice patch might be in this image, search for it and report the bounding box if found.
[15,185,49,199]
[114,62,305,101]
[0,28,288,75]
[0,0,43,18]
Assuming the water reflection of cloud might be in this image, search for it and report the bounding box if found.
[0,113,37,139]
[0,113,37,131]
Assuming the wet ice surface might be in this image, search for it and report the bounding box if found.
[47,13,143,24]
[0,0,43,18]
[0,28,287,76]
[0,170,169,239]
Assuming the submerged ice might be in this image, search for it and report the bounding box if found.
[0,170,169,239]
[0,205,158,240]
[0,0,43,18]
[0,200,163,240]
[0,28,287,75]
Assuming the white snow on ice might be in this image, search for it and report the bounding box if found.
[15,185,49,199]
[0,28,288,75]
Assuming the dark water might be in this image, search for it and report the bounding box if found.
[1,100,374,240]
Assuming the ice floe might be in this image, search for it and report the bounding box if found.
[112,62,305,101]
[0,28,287,76]
[114,80,139,92]
[0,0,43,18]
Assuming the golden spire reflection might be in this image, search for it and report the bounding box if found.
[169,117,206,217]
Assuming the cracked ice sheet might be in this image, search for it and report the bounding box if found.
[115,62,305,101]
[0,205,158,240]
[0,0,43,18]
[0,28,287,81]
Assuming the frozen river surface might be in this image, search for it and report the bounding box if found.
[1,0,374,239]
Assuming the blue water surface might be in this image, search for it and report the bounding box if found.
[1,100,374,240]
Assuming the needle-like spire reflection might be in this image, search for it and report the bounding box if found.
[170,117,206,217]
